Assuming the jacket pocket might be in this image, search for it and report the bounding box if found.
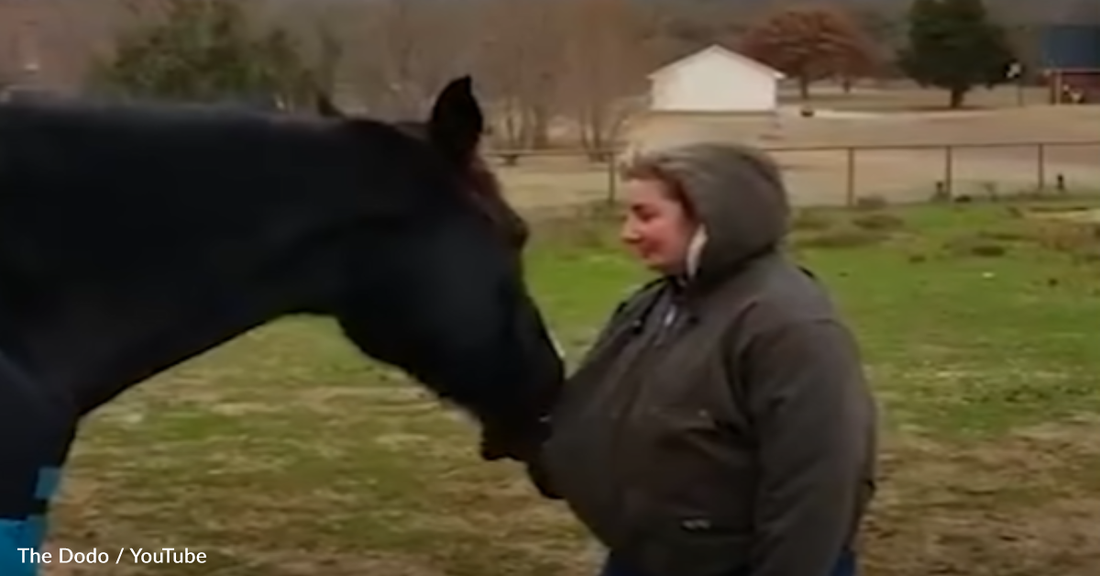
[629,407,752,524]
[616,407,755,576]
[621,501,753,576]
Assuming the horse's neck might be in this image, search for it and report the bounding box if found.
[0,102,358,416]
[0,266,298,417]
[0,207,336,417]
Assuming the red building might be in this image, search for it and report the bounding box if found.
[1040,24,1100,104]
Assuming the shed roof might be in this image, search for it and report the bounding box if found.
[648,44,785,81]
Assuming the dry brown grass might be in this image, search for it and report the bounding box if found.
[863,419,1100,576]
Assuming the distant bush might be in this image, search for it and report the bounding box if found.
[851,212,905,231]
[790,209,833,231]
[1028,222,1100,256]
[977,229,1029,242]
[943,236,1009,258]
[795,227,890,249]
[854,195,888,210]
[529,202,621,249]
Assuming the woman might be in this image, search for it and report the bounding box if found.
[535,142,878,576]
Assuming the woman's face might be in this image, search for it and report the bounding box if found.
[620,177,697,275]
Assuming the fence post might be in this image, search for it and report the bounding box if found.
[606,152,618,206]
[1036,143,1046,192]
[944,145,955,197]
[845,147,856,206]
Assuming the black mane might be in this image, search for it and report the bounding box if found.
[0,100,441,287]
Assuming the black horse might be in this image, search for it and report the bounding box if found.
[0,77,564,574]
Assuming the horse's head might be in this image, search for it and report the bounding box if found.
[313,77,562,462]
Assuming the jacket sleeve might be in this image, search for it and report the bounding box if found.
[738,319,876,576]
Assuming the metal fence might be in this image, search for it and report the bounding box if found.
[485,140,1100,211]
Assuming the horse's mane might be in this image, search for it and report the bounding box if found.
[393,120,528,248]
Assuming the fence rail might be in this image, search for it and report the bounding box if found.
[484,140,1100,208]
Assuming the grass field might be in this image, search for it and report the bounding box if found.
[46,195,1100,576]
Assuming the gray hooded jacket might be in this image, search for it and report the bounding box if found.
[540,142,878,576]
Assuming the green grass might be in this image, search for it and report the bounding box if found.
[48,197,1100,576]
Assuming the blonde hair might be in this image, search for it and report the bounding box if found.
[618,154,698,222]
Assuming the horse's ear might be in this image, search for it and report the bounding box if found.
[427,76,484,164]
[316,92,343,118]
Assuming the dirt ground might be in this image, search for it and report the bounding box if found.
[626,105,1100,206]
[775,83,1054,112]
[494,86,1100,210]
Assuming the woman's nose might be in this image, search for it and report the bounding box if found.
[620,221,641,244]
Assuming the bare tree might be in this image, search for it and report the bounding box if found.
[0,0,126,90]
[554,0,649,160]
[252,0,344,97]
[471,0,561,152]
[340,0,474,119]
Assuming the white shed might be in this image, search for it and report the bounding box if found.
[648,44,785,113]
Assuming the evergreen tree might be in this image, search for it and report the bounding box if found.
[87,0,318,108]
[897,0,1016,108]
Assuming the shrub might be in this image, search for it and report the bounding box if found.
[968,243,1008,257]
[854,195,888,210]
[1026,204,1091,213]
[1029,222,1100,255]
[976,229,1029,242]
[795,227,889,249]
[791,209,833,231]
[943,236,1009,258]
[530,202,620,248]
[851,212,905,231]
[1075,251,1100,264]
